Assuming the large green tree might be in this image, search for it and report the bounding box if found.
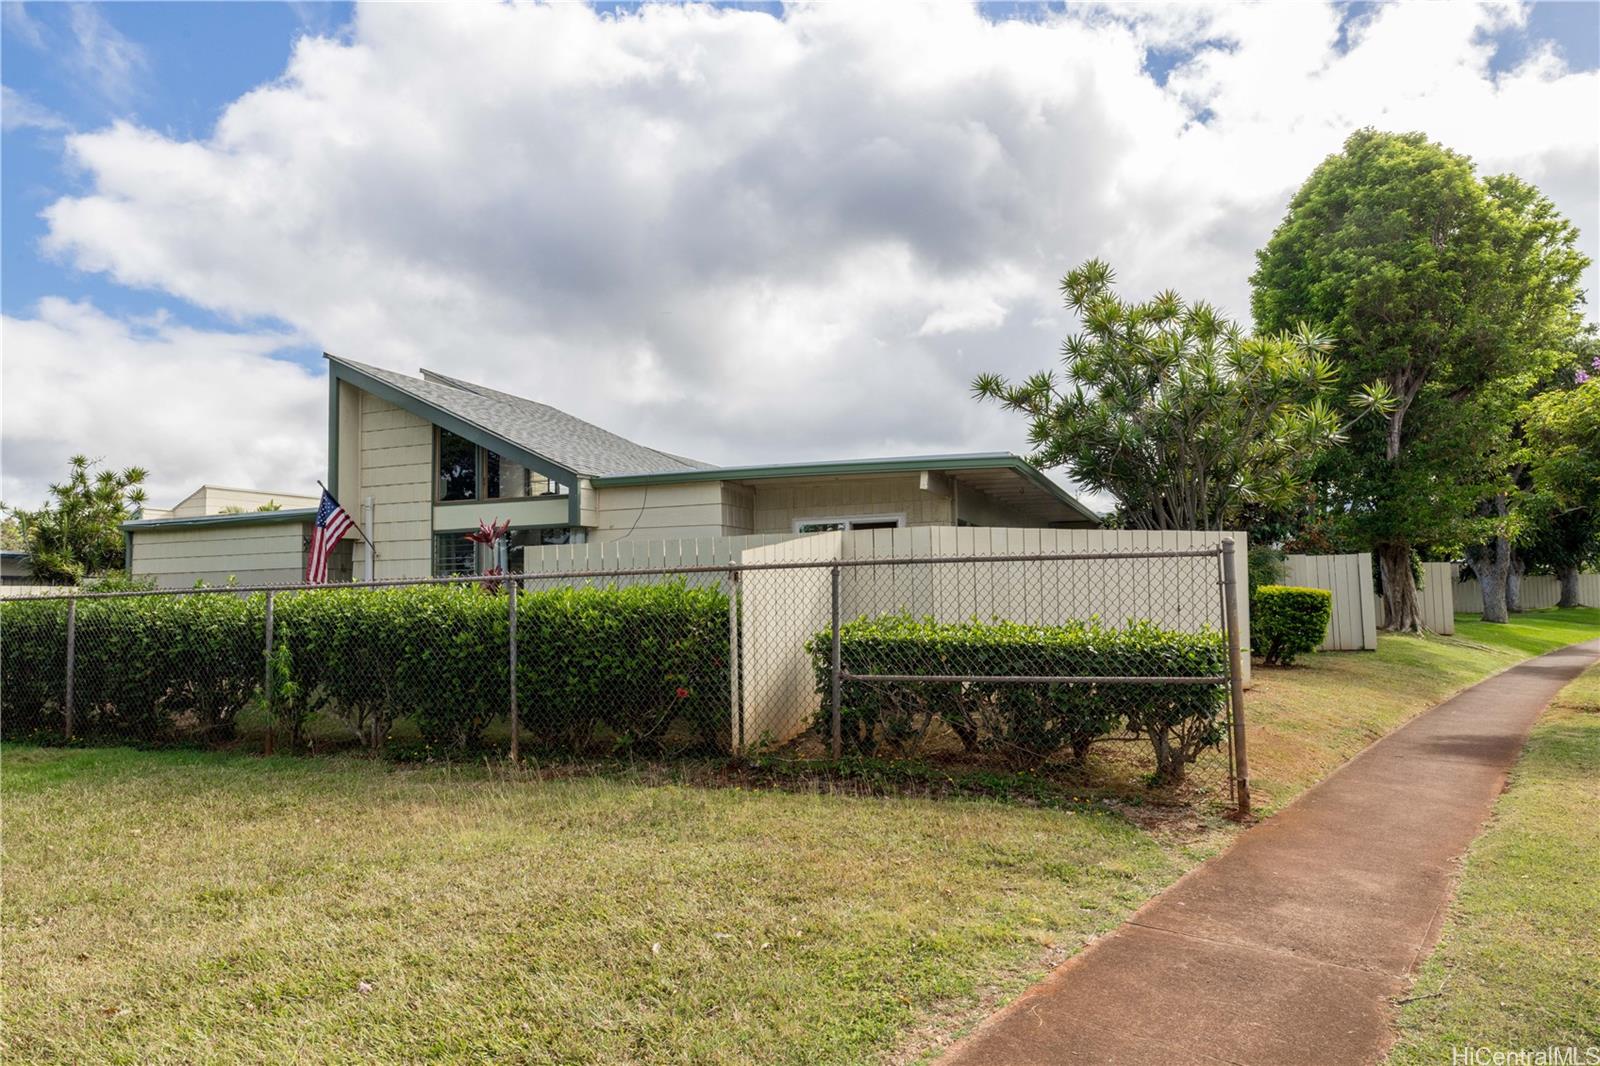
[1251,129,1589,629]
[973,259,1391,531]
[6,456,149,583]
[1519,356,1600,607]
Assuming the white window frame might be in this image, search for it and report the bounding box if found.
[792,512,907,534]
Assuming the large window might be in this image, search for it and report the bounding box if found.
[437,429,477,501]
[485,451,532,499]
[438,433,570,502]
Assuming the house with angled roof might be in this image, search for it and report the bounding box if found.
[122,353,1099,587]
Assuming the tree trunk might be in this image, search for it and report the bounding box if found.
[1378,542,1424,633]
[1506,554,1525,613]
[1467,536,1511,624]
[1558,565,1582,608]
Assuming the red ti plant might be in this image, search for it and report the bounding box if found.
[463,518,511,593]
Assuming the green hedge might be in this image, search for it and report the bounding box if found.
[0,594,263,743]
[1253,585,1332,666]
[0,599,71,738]
[0,581,729,755]
[807,615,1227,782]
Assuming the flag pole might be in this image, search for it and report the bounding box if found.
[317,479,378,557]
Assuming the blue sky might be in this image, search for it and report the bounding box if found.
[3,2,353,369]
[6,1,1594,345]
[3,2,1598,508]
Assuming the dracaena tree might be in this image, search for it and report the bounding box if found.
[5,455,149,583]
[972,259,1392,532]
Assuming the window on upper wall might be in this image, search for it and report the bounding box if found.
[438,429,477,501]
[484,451,533,500]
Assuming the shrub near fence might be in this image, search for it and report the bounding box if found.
[0,581,729,756]
[1253,585,1333,666]
[808,615,1227,783]
[0,594,263,743]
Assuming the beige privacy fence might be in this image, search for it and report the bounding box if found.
[524,527,1251,746]
[740,528,1249,745]
[1452,570,1600,613]
[1281,555,1455,648]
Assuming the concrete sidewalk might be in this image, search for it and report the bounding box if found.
[940,639,1600,1066]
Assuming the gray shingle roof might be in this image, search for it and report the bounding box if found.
[331,357,714,477]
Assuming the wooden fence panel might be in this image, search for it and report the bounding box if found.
[1284,553,1378,650]
[1453,570,1600,613]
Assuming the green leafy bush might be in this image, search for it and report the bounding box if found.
[808,615,1226,781]
[273,585,507,752]
[0,594,264,743]
[1253,585,1332,666]
[515,582,729,754]
[0,598,69,737]
[2,580,729,756]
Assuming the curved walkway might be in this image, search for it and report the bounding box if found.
[941,638,1600,1066]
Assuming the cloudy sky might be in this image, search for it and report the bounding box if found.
[3,1,1597,512]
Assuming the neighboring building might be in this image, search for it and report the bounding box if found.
[124,353,1099,587]
[137,485,319,520]
[125,486,330,589]
[1,550,33,585]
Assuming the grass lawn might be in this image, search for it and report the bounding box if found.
[0,747,1208,1065]
[2,606,1592,1063]
[1386,662,1600,1062]
[1243,607,1599,812]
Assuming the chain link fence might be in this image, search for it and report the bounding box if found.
[0,544,1250,812]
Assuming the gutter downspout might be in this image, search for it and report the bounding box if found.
[362,497,375,581]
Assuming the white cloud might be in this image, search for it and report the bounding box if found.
[1,2,46,51]
[66,3,148,105]
[0,301,323,509]
[8,1,1597,509]
[1,85,67,133]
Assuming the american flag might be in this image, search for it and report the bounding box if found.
[305,488,356,584]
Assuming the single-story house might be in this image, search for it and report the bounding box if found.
[123,354,1099,588]
[1,549,34,585]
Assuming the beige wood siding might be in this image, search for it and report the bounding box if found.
[750,475,956,532]
[952,482,1029,528]
[591,481,730,543]
[432,497,571,532]
[355,391,433,579]
[721,483,755,534]
[130,523,306,589]
[171,486,317,517]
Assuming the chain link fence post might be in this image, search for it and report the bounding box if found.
[64,597,77,741]
[830,564,842,760]
[1221,537,1251,817]
[508,581,520,764]
[263,590,275,754]
[727,568,741,756]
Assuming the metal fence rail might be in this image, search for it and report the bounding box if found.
[0,542,1250,813]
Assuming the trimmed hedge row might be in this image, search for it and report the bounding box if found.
[808,615,1227,782]
[1252,585,1332,666]
[1,594,262,742]
[0,582,729,755]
